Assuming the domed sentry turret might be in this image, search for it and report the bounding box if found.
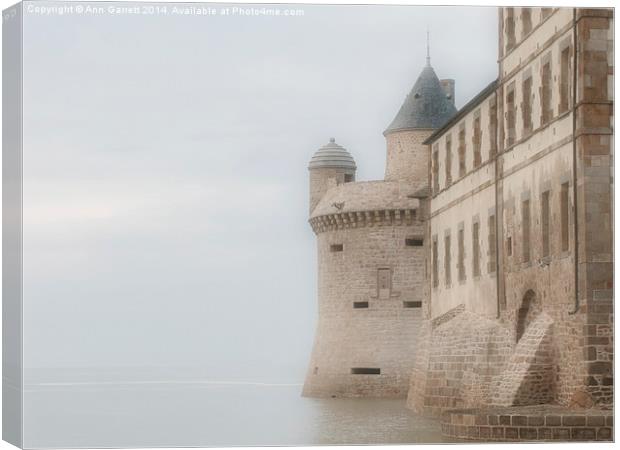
[308,138,356,214]
[384,60,457,188]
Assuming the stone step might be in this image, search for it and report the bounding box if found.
[441,406,613,442]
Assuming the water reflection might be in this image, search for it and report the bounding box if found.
[24,382,447,448]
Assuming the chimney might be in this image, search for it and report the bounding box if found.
[440,79,455,106]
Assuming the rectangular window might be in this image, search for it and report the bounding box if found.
[405,237,423,247]
[561,182,570,251]
[403,301,422,308]
[522,76,533,134]
[505,8,516,52]
[432,146,439,193]
[377,268,391,299]
[351,368,380,375]
[541,60,552,124]
[522,8,532,36]
[541,191,550,257]
[458,127,466,177]
[488,214,496,273]
[560,47,570,113]
[344,173,354,183]
[458,227,466,281]
[489,100,497,157]
[353,301,369,309]
[473,115,482,167]
[472,221,480,277]
[330,244,343,252]
[522,199,531,263]
[444,234,451,286]
[507,236,513,257]
[506,88,516,147]
[445,135,452,186]
[432,236,439,288]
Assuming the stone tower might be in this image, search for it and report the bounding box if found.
[384,58,457,190]
[303,57,456,398]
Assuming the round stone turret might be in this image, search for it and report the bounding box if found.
[303,180,426,398]
[308,138,356,214]
[384,63,457,188]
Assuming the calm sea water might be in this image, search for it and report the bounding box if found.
[24,380,448,448]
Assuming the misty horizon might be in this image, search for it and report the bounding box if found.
[21,2,498,383]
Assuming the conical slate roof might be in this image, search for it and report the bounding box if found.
[384,64,457,134]
[308,138,356,170]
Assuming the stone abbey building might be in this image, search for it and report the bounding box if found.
[304,7,613,440]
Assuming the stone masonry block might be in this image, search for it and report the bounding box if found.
[563,415,587,426]
[571,427,597,441]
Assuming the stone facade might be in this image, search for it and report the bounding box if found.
[573,8,614,406]
[409,7,614,418]
[303,217,425,397]
[384,129,434,189]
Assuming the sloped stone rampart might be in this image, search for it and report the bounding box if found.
[407,306,513,416]
[489,313,557,406]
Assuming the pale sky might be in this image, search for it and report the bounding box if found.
[21,1,498,382]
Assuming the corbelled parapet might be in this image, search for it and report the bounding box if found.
[308,180,421,233]
[310,181,420,227]
[309,208,418,234]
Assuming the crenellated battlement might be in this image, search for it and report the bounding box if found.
[309,208,418,234]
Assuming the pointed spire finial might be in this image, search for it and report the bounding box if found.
[426,28,431,66]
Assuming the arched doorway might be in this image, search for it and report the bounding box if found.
[515,289,540,342]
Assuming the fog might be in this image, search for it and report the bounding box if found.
[21,2,498,383]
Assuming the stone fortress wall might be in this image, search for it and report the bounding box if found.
[304,163,431,397]
[303,7,613,439]
[303,209,425,397]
